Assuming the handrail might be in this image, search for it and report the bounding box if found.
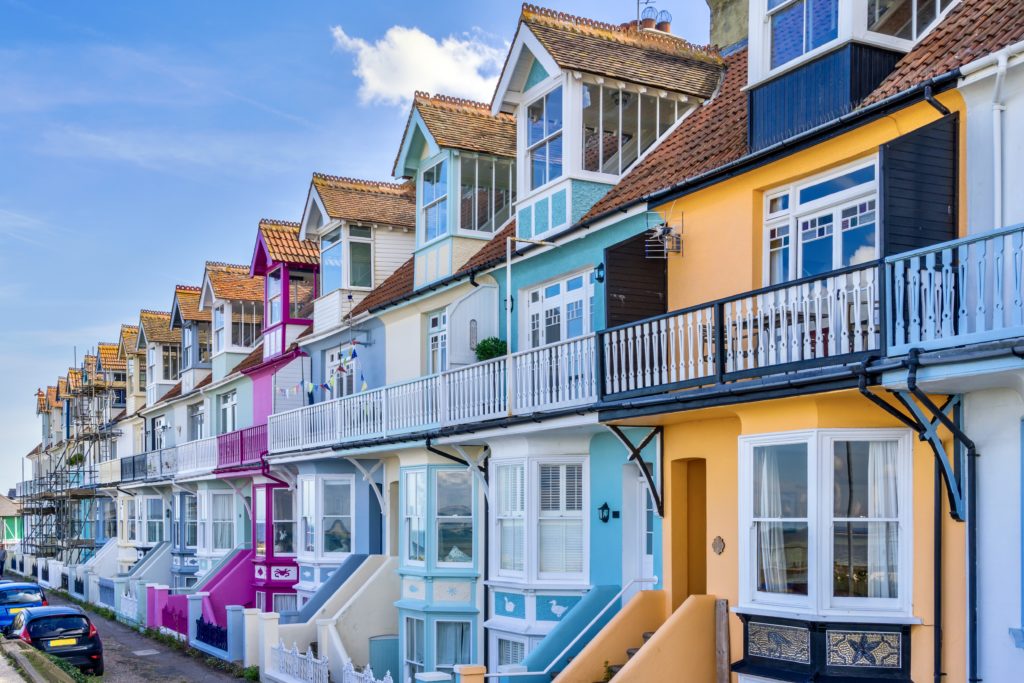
[484,577,659,678]
[884,222,1024,262]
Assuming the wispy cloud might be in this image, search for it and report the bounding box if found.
[0,207,49,245]
[331,24,505,106]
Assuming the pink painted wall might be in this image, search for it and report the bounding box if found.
[202,548,256,625]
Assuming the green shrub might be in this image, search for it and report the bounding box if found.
[474,337,507,361]
[243,665,261,680]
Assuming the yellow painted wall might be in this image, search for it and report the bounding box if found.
[655,91,967,312]
[655,389,966,683]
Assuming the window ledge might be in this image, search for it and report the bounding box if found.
[733,605,922,625]
[484,578,590,592]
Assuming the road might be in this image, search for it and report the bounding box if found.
[44,592,240,683]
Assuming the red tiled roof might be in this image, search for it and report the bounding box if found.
[865,0,1024,105]
[98,342,125,372]
[206,262,265,302]
[46,386,58,409]
[139,310,177,345]
[455,221,517,275]
[174,285,210,323]
[311,174,416,228]
[118,324,140,358]
[159,382,183,402]
[412,92,516,158]
[35,389,46,414]
[230,344,266,374]
[259,219,319,266]
[194,374,213,391]
[349,257,415,316]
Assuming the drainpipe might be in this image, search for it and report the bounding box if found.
[934,459,943,683]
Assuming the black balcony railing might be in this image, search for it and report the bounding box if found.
[195,616,228,651]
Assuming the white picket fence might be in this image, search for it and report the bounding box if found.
[342,661,394,683]
[271,640,329,683]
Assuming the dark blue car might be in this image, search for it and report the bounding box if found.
[7,606,103,675]
[0,583,47,629]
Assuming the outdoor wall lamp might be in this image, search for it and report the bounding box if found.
[593,262,605,283]
[598,502,611,523]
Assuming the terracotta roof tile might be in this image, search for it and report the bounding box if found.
[230,344,266,374]
[413,92,516,158]
[35,389,46,414]
[259,219,319,265]
[349,257,415,316]
[865,0,1024,104]
[194,374,213,391]
[67,368,82,392]
[82,355,100,386]
[139,310,178,345]
[311,174,416,228]
[519,4,723,99]
[56,377,67,401]
[118,324,140,358]
[46,386,58,409]
[174,285,210,323]
[455,220,518,275]
[206,262,265,302]
[584,47,748,219]
[160,381,183,402]
[26,443,41,459]
[97,343,125,372]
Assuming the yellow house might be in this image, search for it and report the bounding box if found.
[553,0,1024,681]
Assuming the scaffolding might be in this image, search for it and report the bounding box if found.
[22,350,124,567]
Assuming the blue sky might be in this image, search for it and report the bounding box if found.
[0,0,710,491]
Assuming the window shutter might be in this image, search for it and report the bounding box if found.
[565,464,583,511]
[880,114,958,256]
[540,465,561,511]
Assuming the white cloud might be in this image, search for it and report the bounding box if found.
[331,24,504,106]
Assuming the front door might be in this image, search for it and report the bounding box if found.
[622,467,656,602]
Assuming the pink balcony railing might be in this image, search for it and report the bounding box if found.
[216,424,268,469]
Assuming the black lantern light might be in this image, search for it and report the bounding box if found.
[598,502,611,523]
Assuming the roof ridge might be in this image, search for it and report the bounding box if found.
[174,284,202,292]
[259,218,301,229]
[311,173,408,193]
[121,324,139,330]
[521,2,721,63]
[140,309,171,317]
[414,91,513,120]
[205,260,250,271]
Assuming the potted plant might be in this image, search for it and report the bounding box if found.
[474,337,508,361]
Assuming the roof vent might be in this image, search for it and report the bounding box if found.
[640,5,658,29]
[656,9,673,33]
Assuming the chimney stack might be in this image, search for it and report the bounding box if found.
[705,0,748,48]
[640,6,657,29]
[655,9,672,33]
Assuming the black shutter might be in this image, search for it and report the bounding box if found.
[603,233,667,328]
[880,113,958,256]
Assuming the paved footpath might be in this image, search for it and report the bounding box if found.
[44,591,240,683]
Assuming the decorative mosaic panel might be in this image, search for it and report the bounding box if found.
[747,621,811,664]
[826,630,901,668]
[402,577,425,600]
[433,580,471,603]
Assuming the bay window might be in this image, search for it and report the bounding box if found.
[289,270,317,315]
[435,621,472,675]
[496,464,524,574]
[538,464,583,575]
[867,0,954,43]
[273,488,295,555]
[254,487,267,556]
[581,82,686,176]
[459,155,516,233]
[185,494,197,548]
[348,226,373,289]
[405,470,426,564]
[320,226,373,292]
[211,492,234,551]
[405,617,425,680]
[126,499,137,542]
[767,0,839,70]
[740,429,912,615]
[422,160,449,242]
[527,86,563,189]
[267,270,283,326]
[300,478,315,554]
[322,479,353,554]
[764,160,878,285]
[436,470,473,565]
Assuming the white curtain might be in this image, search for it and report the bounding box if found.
[867,440,899,598]
[755,449,787,593]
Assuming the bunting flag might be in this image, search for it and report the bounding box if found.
[360,373,368,392]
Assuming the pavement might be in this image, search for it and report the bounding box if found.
[43,591,241,683]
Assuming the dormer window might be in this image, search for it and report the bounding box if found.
[422,160,449,242]
[527,86,563,190]
[267,270,283,326]
[212,302,262,353]
[768,0,838,70]
[866,0,950,42]
[213,305,226,352]
[320,226,374,293]
[459,155,516,234]
[289,270,317,316]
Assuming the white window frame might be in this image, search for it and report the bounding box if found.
[299,477,316,557]
[272,593,297,613]
[426,311,448,374]
[272,487,297,557]
[762,158,879,286]
[404,616,426,682]
[196,492,207,551]
[404,469,427,567]
[421,158,449,245]
[434,619,473,675]
[182,325,194,368]
[346,225,374,290]
[320,475,355,558]
[139,495,164,545]
[213,305,226,353]
[521,270,595,350]
[524,83,564,192]
[457,153,516,235]
[494,634,529,673]
[495,462,525,578]
[219,390,237,435]
[211,492,235,552]
[762,0,842,76]
[326,346,358,399]
[254,486,267,557]
[737,428,914,618]
[435,468,474,568]
[536,461,585,579]
[184,493,198,549]
[187,401,205,441]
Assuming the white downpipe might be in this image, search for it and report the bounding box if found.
[504,236,556,416]
[484,577,659,678]
[960,39,1024,230]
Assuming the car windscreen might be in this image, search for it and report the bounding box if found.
[26,615,89,639]
[0,588,43,606]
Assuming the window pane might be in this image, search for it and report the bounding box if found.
[436,622,471,669]
[756,521,809,594]
[771,1,805,69]
[620,90,640,170]
[639,93,659,155]
[545,88,562,135]
[866,0,913,39]
[289,272,316,317]
[840,199,877,266]
[349,242,372,288]
[539,519,583,573]
[477,156,495,231]
[658,97,675,137]
[799,166,875,204]
[833,521,899,598]
[495,159,514,227]
[753,443,807,518]
[768,224,791,284]
[800,212,834,277]
[437,470,471,515]
[601,86,620,173]
[807,0,839,52]
[460,156,476,230]
[349,225,371,239]
[527,98,545,146]
[581,84,601,172]
[437,470,473,564]
[834,440,898,518]
[530,144,547,189]
[321,243,343,294]
[547,136,562,182]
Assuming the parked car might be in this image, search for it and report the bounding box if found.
[7,606,103,675]
[0,583,46,629]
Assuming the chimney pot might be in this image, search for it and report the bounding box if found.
[655,20,671,32]
[641,17,656,29]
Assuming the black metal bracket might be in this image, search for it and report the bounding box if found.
[606,425,664,518]
[857,350,975,522]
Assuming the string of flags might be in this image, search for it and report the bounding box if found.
[275,346,368,397]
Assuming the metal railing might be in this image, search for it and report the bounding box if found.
[600,262,880,399]
[268,334,597,453]
[195,615,228,651]
[120,453,148,482]
[216,424,267,469]
[887,223,1024,353]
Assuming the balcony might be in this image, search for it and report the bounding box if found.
[120,453,148,482]
[216,424,268,469]
[145,448,177,482]
[268,334,597,453]
[98,459,120,485]
[174,436,218,478]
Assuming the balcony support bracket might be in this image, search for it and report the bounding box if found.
[425,440,491,504]
[606,425,664,518]
[858,354,973,522]
[343,457,387,515]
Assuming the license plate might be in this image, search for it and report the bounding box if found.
[7,608,23,614]
[49,638,77,647]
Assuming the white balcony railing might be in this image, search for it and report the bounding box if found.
[98,459,120,485]
[119,591,139,623]
[269,334,597,453]
[272,641,330,683]
[174,436,218,478]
